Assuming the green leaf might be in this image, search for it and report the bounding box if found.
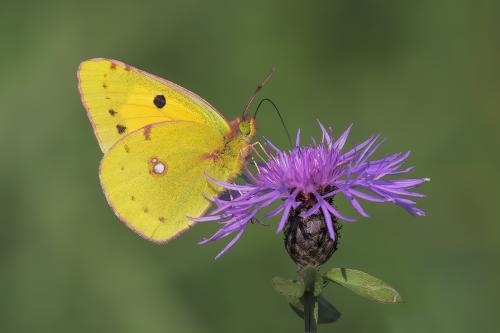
[289,295,341,324]
[300,265,323,296]
[324,268,402,304]
[271,277,304,298]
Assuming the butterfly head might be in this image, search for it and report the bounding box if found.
[239,118,256,137]
[228,117,256,141]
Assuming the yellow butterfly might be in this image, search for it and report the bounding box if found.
[78,58,271,243]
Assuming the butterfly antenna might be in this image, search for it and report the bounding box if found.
[254,98,293,148]
[242,68,276,119]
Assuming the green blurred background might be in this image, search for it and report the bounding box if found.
[1,0,499,332]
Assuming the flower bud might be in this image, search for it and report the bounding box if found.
[284,204,341,268]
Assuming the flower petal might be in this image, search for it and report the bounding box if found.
[345,193,370,218]
[333,124,352,151]
[214,228,246,259]
[320,203,336,240]
[348,188,386,202]
[318,120,332,147]
[325,202,356,222]
[276,200,293,233]
[206,175,256,191]
[295,128,301,147]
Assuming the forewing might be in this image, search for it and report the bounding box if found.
[78,58,230,152]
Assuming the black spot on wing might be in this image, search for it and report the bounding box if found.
[109,109,117,116]
[116,124,127,134]
[153,95,166,108]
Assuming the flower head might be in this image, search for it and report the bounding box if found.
[195,123,429,259]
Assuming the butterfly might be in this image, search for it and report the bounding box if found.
[78,58,272,243]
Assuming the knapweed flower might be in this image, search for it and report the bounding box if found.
[195,123,429,264]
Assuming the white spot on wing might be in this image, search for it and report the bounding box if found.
[153,162,165,174]
[149,157,167,176]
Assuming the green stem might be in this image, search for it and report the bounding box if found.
[304,291,317,333]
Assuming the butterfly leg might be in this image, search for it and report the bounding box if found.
[249,141,271,162]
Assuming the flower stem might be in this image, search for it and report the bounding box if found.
[304,291,317,333]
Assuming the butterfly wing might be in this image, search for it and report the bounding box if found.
[78,58,230,152]
[99,120,242,243]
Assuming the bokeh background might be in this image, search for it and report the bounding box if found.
[1,0,499,332]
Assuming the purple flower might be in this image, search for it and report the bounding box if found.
[195,123,429,259]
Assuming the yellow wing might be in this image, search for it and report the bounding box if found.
[78,58,230,152]
[100,121,247,243]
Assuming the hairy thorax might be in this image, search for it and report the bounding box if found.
[203,117,255,181]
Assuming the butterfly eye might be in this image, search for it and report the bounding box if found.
[239,121,251,135]
[153,95,166,108]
